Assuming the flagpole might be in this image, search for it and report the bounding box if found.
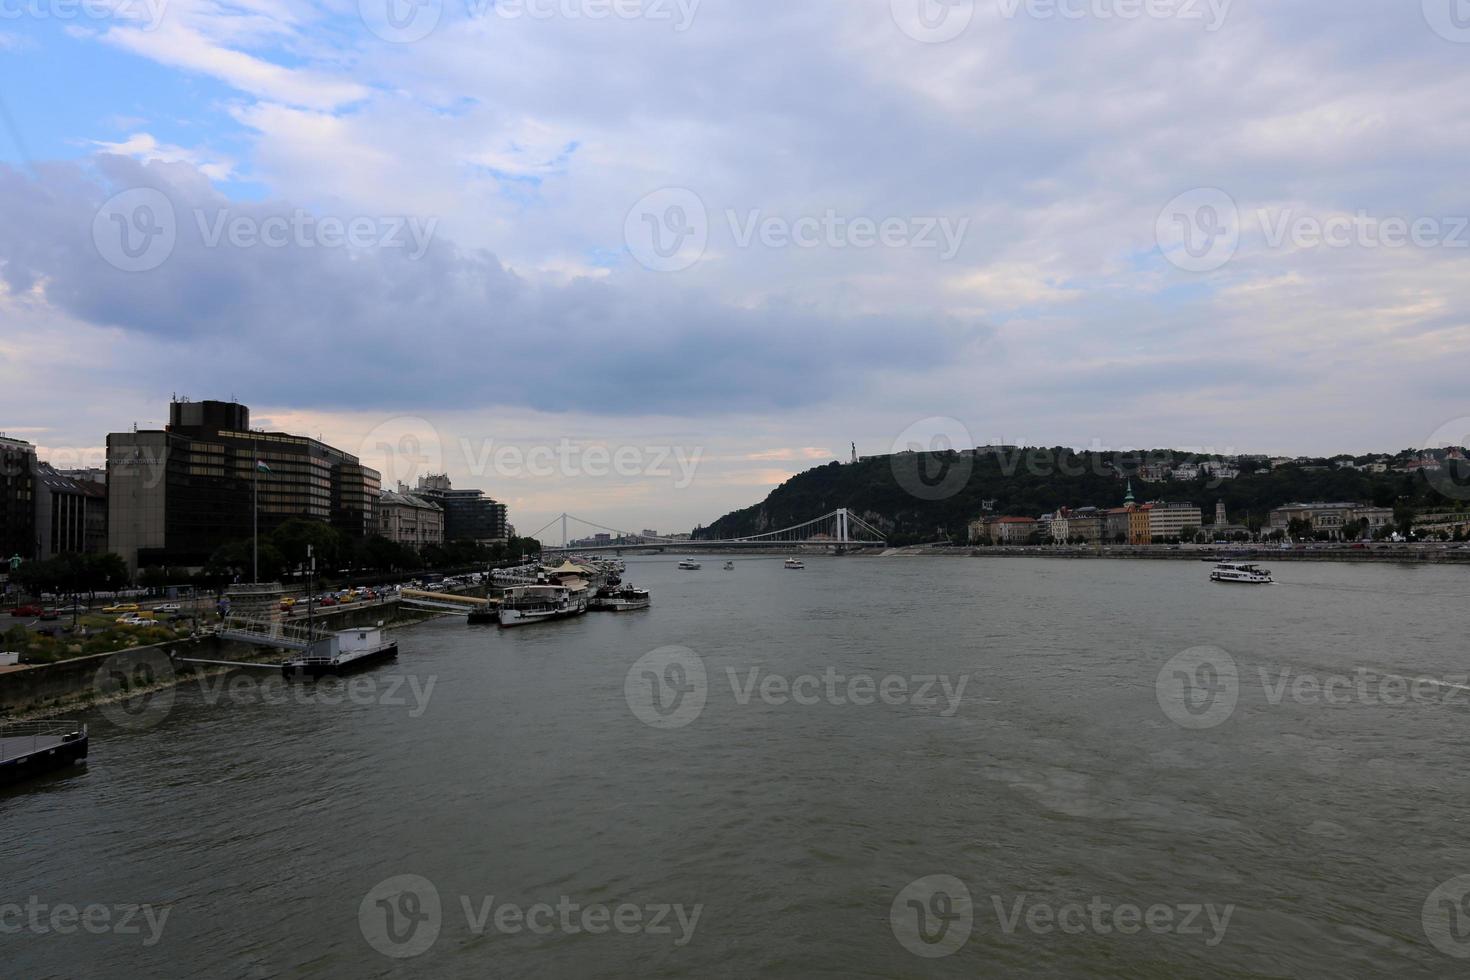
[252,432,259,584]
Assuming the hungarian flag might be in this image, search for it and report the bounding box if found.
[256,460,272,473]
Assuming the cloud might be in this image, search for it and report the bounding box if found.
[0,155,988,417]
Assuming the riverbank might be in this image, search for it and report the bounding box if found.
[0,601,444,720]
[873,544,1470,564]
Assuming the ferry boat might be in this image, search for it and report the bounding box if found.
[589,584,651,612]
[282,627,399,679]
[784,558,806,570]
[1210,561,1273,585]
[499,584,588,627]
[678,559,702,570]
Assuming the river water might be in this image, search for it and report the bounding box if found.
[4,556,1470,977]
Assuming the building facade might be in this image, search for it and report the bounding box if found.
[1146,501,1203,542]
[1269,502,1394,539]
[414,474,508,543]
[0,436,37,560]
[107,399,381,572]
[377,488,445,549]
[35,463,107,558]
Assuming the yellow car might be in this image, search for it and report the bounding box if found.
[280,598,298,610]
[102,602,140,614]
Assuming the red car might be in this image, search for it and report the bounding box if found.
[11,604,42,617]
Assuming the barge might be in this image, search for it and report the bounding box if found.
[0,721,88,786]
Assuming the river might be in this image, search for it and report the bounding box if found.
[4,556,1470,977]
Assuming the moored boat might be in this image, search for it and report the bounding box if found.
[0,720,88,786]
[1210,561,1273,584]
[282,627,399,679]
[589,584,652,612]
[499,585,588,627]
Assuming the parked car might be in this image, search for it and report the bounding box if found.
[10,604,43,617]
[317,597,338,607]
[38,609,59,621]
[102,602,140,614]
[153,603,182,614]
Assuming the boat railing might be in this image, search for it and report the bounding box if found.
[0,720,85,761]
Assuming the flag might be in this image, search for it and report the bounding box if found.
[256,460,272,473]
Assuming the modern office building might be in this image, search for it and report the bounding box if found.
[0,436,37,560]
[107,399,381,572]
[414,474,509,544]
[1145,501,1204,542]
[35,463,107,558]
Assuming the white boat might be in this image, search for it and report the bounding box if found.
[589,585,651,612]
[498,585,588,627]
[282,626,398,678]
[784,558,805,570]
[723,561,735,570]
[1210,561,1273,584]
[678,559,702,570]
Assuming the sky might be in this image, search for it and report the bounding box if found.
[1,0,1468,536]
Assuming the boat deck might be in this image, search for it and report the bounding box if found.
[0,732,71,761]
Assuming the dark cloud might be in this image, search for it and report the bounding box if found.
[0,155,988,416]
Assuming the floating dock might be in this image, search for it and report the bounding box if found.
[0,721,88,786]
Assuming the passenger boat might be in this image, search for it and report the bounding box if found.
[589,584,652,612]
[282,627,399,679]
[1209,561,1273,585]
[499,585,588,627]
[784,558,805,570]
[678,559,702,570]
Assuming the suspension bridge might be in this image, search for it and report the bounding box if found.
[529,509,888,555]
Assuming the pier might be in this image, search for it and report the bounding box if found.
[0,720,88,786]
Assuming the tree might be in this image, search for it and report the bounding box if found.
[1179,526,1200,543]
